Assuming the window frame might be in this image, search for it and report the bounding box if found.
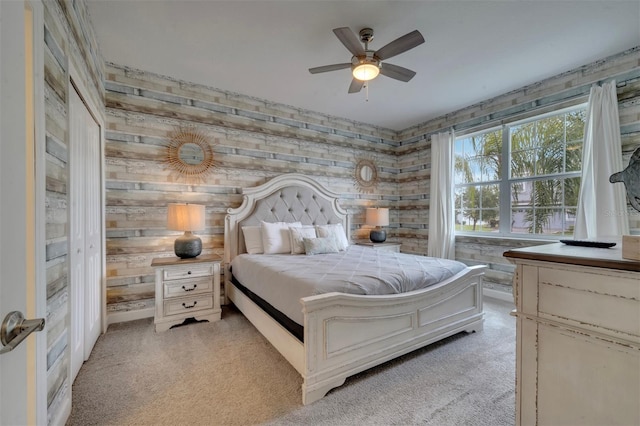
[454,103,587,239]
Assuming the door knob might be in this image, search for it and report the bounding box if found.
[0,311,45,355]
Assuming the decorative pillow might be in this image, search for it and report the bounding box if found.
[289,226,317,254]
[242,225,264,254]
[303,237,339,255]
[261,221,301,254]
[315,223,349,251]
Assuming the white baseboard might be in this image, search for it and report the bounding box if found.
[107,307,154,327]
[483,288,513,303]
[49,389,71,426]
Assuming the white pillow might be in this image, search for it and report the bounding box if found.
[289,226,317,254]
[303,237,339,255]
[315,223,349,251]
[242,225,263,254]
[261,221,301,254]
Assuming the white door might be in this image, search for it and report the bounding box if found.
[69,84,102,381]
[1,1,46,424]
[83,106,102,360]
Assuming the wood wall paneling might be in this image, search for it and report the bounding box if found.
[103,48,640,326]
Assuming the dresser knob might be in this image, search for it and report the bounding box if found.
[187,271,192,275]
[182,301,197,309]
[182,284,197,292]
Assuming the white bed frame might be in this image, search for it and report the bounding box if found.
[224,173,485,405]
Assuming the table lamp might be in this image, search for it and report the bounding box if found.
[167,203,205,258]
[366,207,389,243]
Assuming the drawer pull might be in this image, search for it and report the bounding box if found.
[187,271,192,275]
[182,284,197,292]
[182,301,197,309]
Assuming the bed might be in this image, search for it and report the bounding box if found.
[223,173,485,405]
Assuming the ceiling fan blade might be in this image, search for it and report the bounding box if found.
[379,63,417,82]
[374,30,425,61]
[333,27,365,57]
[348,78,364,94]
[309,63,352,74]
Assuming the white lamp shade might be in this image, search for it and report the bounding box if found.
[167,203,205,231]
[352,63,380,81]
[366,208,389,227]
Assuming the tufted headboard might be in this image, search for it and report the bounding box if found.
[224,173,350,272]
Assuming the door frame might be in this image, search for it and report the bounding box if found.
[0,0,47,424]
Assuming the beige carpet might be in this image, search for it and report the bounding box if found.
[67,298,515,426]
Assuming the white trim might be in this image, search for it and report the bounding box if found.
[107,308,154,327]
[483,287,513,304]
[48,395,71,426]
[30,1,47,424]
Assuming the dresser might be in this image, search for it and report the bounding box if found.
[355,241,401,252]
[504,242,640,426]
[151,254,222,332]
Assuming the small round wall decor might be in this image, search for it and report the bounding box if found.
[165,126,216,181]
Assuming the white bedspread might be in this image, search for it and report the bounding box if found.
[231,244,467,325]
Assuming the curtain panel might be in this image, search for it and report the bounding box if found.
[428,131,455,259]
[575,80,629,239]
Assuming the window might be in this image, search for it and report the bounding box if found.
[454,105,586,237]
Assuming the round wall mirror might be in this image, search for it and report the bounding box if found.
[354,158,379,193]
[165,127,216,180]
[178,142,205,165]
[359,164,374,181]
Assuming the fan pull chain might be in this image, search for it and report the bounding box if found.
[365,82,369,102]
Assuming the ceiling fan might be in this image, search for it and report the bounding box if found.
[309,27,425,94]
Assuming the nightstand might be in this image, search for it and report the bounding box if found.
[151,254,221,332]
[356,241,401,252]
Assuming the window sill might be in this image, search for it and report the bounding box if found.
[455,233,557,244]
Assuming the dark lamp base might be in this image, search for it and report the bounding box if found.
[369,229,387,243]
[174,231,202,258]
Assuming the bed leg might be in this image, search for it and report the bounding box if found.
[464,319,484,334]
[302,377,346,405]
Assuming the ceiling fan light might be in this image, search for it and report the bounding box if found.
[352,63,380,81]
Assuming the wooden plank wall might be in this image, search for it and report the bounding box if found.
[103,63,399,318]
[104,47,640,316]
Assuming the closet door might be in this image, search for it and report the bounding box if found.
[69,84,102,381]
[83,106,101,359]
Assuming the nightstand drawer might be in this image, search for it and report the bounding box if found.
[164,294,213,317]
[163,264,214,280]
[164,277,213,299]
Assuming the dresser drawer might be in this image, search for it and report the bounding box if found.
[164,277,212,299]
[163,294,213,317]
[163,264,214,280]
[538,266,640,340]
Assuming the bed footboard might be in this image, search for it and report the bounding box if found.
[300,265,485,405]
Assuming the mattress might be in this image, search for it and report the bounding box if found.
[230,244,467,326]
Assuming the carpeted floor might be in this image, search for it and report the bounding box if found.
[67,298,515,426]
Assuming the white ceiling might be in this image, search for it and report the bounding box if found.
[86,0,640,131]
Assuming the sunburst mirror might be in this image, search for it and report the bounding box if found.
[354,157,379,193]
[165,126,216,181]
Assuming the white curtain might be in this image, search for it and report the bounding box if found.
[574,80,629,239]
[428,131,455,259]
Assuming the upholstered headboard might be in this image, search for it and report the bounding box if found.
[224,173,350,268]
